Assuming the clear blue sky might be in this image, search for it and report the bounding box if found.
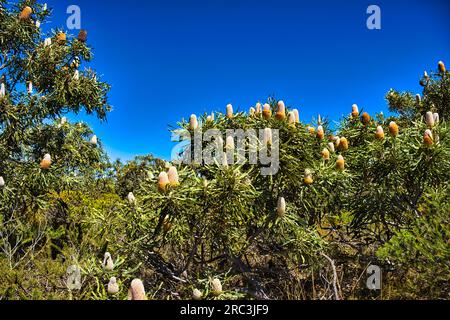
[43,0,450,161]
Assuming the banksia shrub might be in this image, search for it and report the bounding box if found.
[78,29,88,42]
[129,279,147,300]
[423,129,433,146]
[438,60,446,73]
[375,126,385,140]
[189,114,198,130]
[102,252,114,271]
[211,278,222,296]
[18,6,32,20]
[321,148,330,160]
[192,289,202,300]
[226,104,234,119]
[167,166,180,187]
[107,277,119,295]
[262,103,272,119]
[352,104,359,118]
[389,121,399,137]
[336,155,345,171]
[40,154,52,170]
[275,100,286,120]
[362,112,371,125]
[158,172,170,191]
[277,197,286,216]
[304,169,313,185]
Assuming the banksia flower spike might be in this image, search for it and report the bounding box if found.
[60,117,67,125]
[221,154,229,168]
[262,103,272,119]
[275,101,286,120]
[317,125,325,140]
[328,142,335,153]
[423,129,433,146]
[389,121,399,137]
[130,279,147,300]
[211,278,223,296]
[158,172,170,191]
[90,135,98,145]
[0,176,5,188]
[351,104,359,118]
[127,192,136,204]
[226,104,234,119]
[40,154,52,169]
[225,136,235,151]
[167,166,180,187]
[189,114,199,130]
[293,109,300,123]
[321,148,330,161]
[0,83,5,98]
[336,155,345,171]
[107,277,119,295]
[304,169,313,185]
[36,20,41,28]
[288,112,296,126]
[19,6,32,20]
[56,32,67,44]
[249,107,255,117]
[73,70,80,81]
[277,197,286,216]
[44,37,52,46]
[438,61,446,73]
[307,126,315,136]
[255,102,262,116]
[375,126,385,140]
[425,111,435,128]
[433,113,439,125]
[192,289,203,300]
[361,112,371,125]
[27,81,33,94]
[339,137,349,151]
[263,128,273,146]
[78,29,88,42]
[102,252,114,271]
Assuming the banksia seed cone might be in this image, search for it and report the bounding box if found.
[321,148,330,160]
[389,121,399,137]
[78,29,88,42]
[361,112,371,125]
[189,114,198,130]
[328,142,335,153]
[336,155,345,171]
[263,128,272,146]
[19,6,32,20]
[0,176,5,188]
[425,111,435,128]
[127,192,136,204]
[90,135,98,145]
[211,278,222,296]
[317,125,324,140]
[192,289,202,300]
[277,197,286,216]
[293,109,299,123]
[351,104,359,118]
[375,126,385,140]
[158,172,170,191]
[433,113,439,125]
[339,137,348,151]
[262,104,272,119]
[226,104,234,119]
[275,101,286,120]
[130,279,147,300]
[424,130,433,146]
[107,277,119,295]
[304,169,313,185]
[56,32,66,44]
[438,61,446,73]
[167,166,180,186]
[40,154,52,169]
[102,252,114,271]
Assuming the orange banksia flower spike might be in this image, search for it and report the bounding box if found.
[40,153,52,169]
[262,103,272,119]
[167,166,180,187]
[226,104,234,119]
[423,129,433,146]
[275,101,286,120]
[438,61,446,73]
[304,169,313,185]
[351,104,359,118]
[158,172,170,191]
[361,112,371,125]
[389,121,399,137]
[56,32,66,44]
[375,126,385,140]
[317,125,325,140]
[339,137,348,151]
[321,148,330,160]
[19,6,32,20]
[336,155,345,171]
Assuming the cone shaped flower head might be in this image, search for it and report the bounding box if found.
[317,125,325,140]
[225,136,235,151]
[57,32,66,43]
[375,126,385,140]
[307,126,315,135]
[19,6,32,20]
[221,154,229,168]
[304,169,313,185]
[167,166,180,187]
[425,111,435,128]
[288,112,296,126]
[328,142,335,153]
[255,102,262,116]
[102,252,114,271]
[226,104,234,119]
[438,61,446,73]
[293,109,300,123]
[424,129,433,146]
[192,289,203,300]
[40,153,52,169]
[0,176,5,188]
[44,37,52,46]
[206,112,215,122]
[211,278,223,296]
[262,103,272,119]
[90,135,98,145]
[158,172,170,191]
[27,81,33,94]
[263,128,273,146]
[339,137,349,151]
[78,29,88,42]
[389,121,399,137]
[107,277,119,295]
[0,83,5,97]
[321,148,330,160]
[249,107,255,116]
[127,192,136,204]
[336,155,345,171]
[189,114,199,130]
[362,112,371,125]
[130,279,147,300]
[433,113,439,125]
[73,70,80,81]
[351,104,359,118]
[275,101,286,120]
[277,197,286,216]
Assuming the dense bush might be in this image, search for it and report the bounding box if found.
[0,0,448,300]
